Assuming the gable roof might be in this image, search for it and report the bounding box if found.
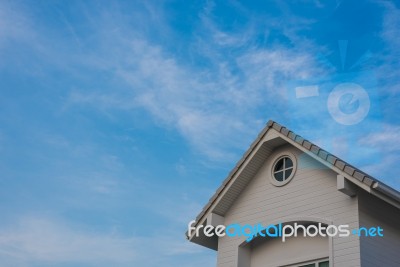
[189,120,400,235]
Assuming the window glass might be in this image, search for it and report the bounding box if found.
[284,169,293,179]
[274,158,284,171]
[285,157,293,168]
[274,171,284,181]
[288,259,329,267]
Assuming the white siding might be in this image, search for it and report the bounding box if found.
[216,144,360,267]
[358,190,400,267]
[251,234,329,267]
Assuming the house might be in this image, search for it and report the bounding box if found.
[186,120,400,267]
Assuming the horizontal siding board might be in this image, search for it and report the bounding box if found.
[225,190,352,222]
[228,172,337,210]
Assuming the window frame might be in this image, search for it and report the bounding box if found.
[283,258,329,267]
[270,152,297,187]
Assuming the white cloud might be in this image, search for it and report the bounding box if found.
[120,40,322,161]
[0,217,136,266]
[0,2,32,46]
[67,16,325,162]
[1,0,328,162]
[357,124,400,188]
[358,124,400,152]
[375,1,400,98]
[381,1,400,55]
[0,216,214,267]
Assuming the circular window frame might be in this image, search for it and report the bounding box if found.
[270,152,297,187]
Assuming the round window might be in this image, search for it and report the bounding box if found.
[271,154,296,186]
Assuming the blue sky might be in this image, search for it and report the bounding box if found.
[0,0,399,266]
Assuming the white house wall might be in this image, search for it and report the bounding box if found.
[216,144,361,267]
[251,234,329,267]
[358,190,400,267]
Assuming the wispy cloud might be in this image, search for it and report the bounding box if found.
[0,1,32,46]
[0,217,137,266]
[1,0,329,162]
[380,1,400,65]
[358,123,400,188]
[359,124,400,152]
[371,1,400,110]
[0,216,214,267]
[57,5,326,162]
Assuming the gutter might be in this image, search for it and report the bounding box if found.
[372,182,400,204]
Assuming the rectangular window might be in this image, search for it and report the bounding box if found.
[285,258,329,267]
